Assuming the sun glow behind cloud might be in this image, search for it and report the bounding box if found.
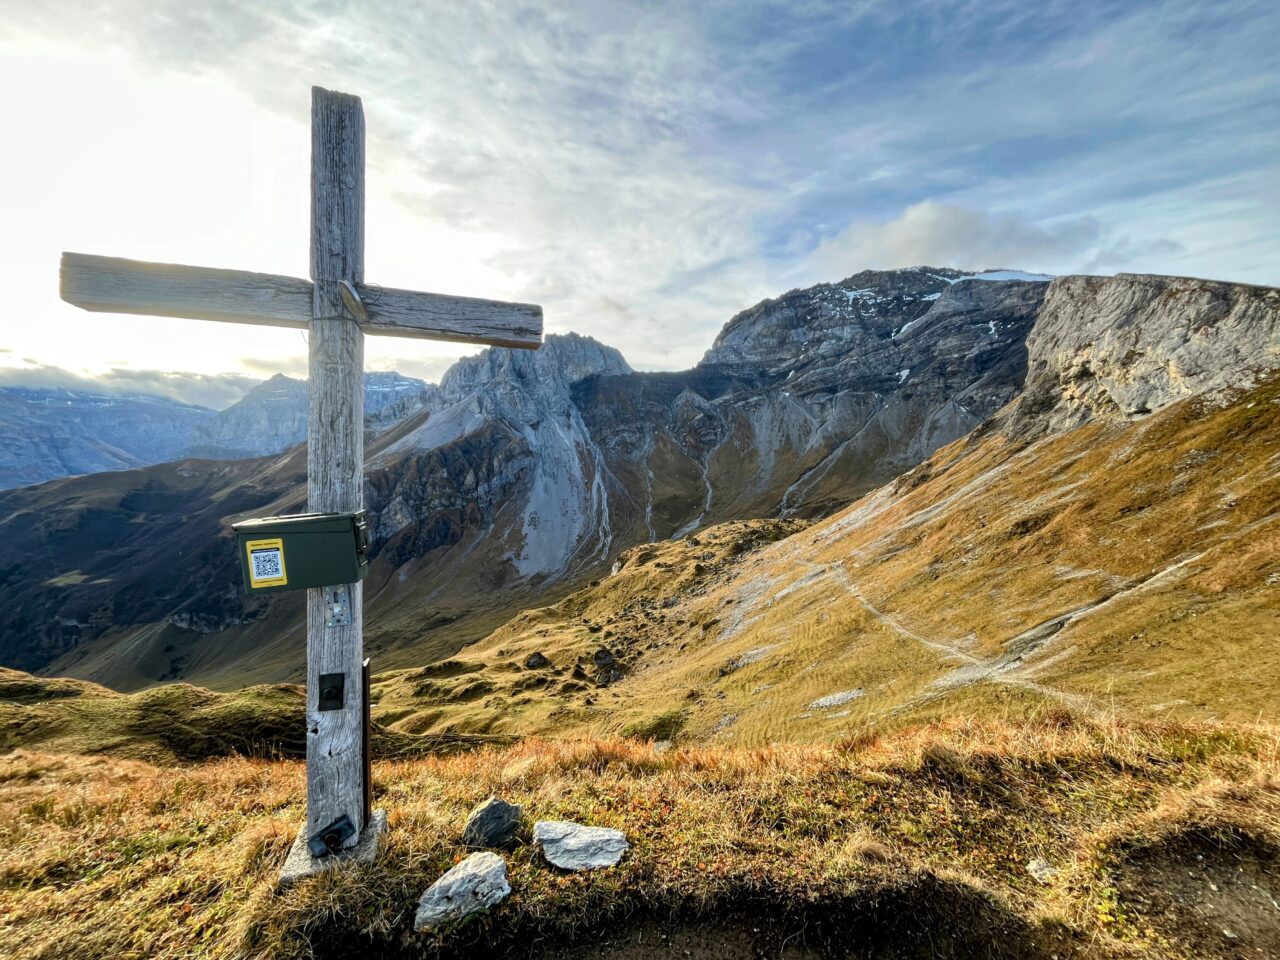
[0,36,514,389]
[1,0,1277,403]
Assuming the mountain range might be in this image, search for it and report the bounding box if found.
[0,371,432,489]
[373,271,1279,742]
[0,267,1275,712]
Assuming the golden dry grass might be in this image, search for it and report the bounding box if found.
[358,377,1280,747]
[1,715,1276,959]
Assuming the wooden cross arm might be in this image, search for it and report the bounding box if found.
[60,252,543,349]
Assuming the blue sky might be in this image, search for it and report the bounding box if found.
[0,0,1276,402]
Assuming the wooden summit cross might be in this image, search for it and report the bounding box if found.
[59,87,542,871]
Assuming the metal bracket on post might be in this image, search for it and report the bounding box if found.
[306,814,357,858]
[338,279,368,324]
[317,671,345,711]
[324,583,353,627]
[362,657,372,827]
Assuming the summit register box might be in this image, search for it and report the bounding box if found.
[233,511,370,594]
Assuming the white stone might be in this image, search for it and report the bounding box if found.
[414,851,511,931]
[1027,857,1059,884]
[809,689,864,709]
[533,820,629,871]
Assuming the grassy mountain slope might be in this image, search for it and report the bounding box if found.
[0,667,505,764]
[365,375,1280,744]
[2,716,1277,959]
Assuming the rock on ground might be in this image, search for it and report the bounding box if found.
[1027,858,1059,884]
[533,820,629,871]
[414,851,511,931]
[809,689,864,709]
[462,796,523,848]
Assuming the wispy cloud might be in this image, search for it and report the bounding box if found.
[0,364,260,409]
[807,202,1107,277]
[2,0,1276,379]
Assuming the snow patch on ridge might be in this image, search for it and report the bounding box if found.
[952,270,1054,283]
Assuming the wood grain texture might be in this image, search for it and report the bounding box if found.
[60,253,542,348]
[59,253,311,329]
[359,284,542,348]
[304,322,367,848]
[310,86,364,300]
[306,85,368,850]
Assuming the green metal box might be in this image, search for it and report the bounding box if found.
[232,511,369,594]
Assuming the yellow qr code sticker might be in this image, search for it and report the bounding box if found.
[245,538,288,587]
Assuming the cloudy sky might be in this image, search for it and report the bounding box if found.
[1,0,1276,406]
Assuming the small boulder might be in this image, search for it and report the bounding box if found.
[462,796,522,849]
[533,820,628,871]
[1026,857,1059,884]
[525,652,550,669]
[593,648,624,686]
[414,851,510,931]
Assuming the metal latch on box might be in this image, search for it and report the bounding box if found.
[324,583,353,627]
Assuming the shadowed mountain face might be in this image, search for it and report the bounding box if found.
[8,267,1261,692]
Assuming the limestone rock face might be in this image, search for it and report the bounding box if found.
[462,796,522,849]
[532,820,629,870]
[184,374,309,460]
[368,333,632,580]
[575,268,1048,530]
[413,851,511,931]
[1011,274,1280,434]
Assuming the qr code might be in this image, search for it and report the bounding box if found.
[251,548,283,581]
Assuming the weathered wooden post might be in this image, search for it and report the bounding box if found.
[304,89,369,861]
[57,86,543,882]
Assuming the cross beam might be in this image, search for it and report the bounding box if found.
[59,254,542,349]
[57,86,542,869]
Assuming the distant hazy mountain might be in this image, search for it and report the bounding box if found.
[0,388,214,489]
[0,372,434,489]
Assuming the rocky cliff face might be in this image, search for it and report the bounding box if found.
[369,334,631,580]
[184,374,309,460]
[1007,274,1280,434]
[357,272,1048,595]
[577,268,1048,529]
